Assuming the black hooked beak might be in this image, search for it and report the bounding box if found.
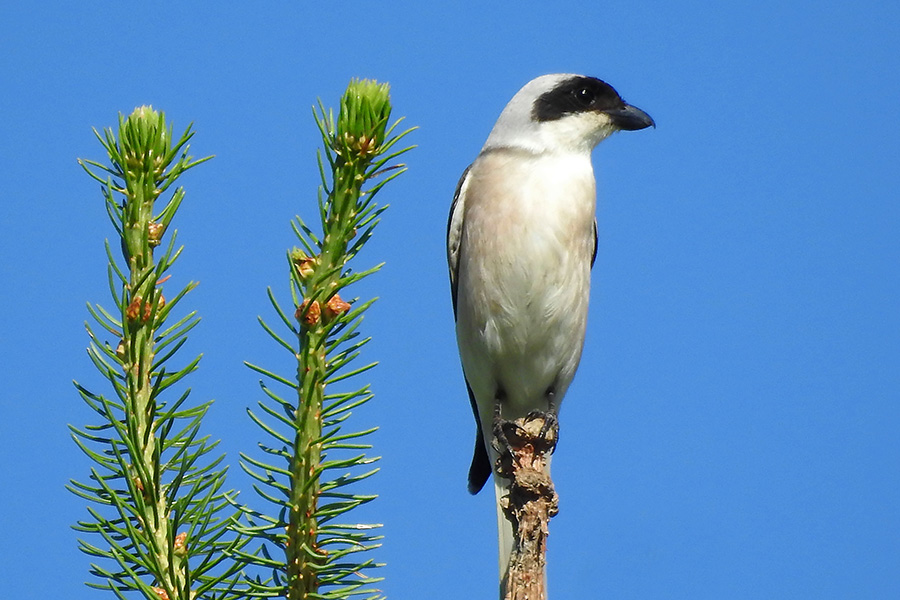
[604,104,655,131]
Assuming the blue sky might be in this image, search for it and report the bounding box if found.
[2,2,898,598]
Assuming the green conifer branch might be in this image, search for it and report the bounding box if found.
[72,107,243,600]
[235,79,414,600]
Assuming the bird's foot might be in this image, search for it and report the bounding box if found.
[525,409,559,455]
[491,402,515,465]
[492,409,558,482]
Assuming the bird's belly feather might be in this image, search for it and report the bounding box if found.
[455,152,595,420]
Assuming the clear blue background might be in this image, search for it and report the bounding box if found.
[2,2,898,598]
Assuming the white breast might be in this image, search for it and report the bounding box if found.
[455,148,596,421]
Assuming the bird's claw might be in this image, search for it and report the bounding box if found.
[526,409,559,454]
[491,403,515,463]
[492,408,559,482]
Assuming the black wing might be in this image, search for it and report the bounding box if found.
[446,164,492,494]
[446,164,472,320]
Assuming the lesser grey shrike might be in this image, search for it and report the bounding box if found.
[446,73,654,578]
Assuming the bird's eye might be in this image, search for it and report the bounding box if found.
[575,87,595,106]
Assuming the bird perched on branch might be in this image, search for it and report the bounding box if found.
[446,73,654,582]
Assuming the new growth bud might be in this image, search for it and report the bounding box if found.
[336,79,392,163]
[324,294,351,319]
[291,247,317,279]
[297,299,322,327]
[148,222,164,247]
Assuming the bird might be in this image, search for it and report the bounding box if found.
[446,73,654,582]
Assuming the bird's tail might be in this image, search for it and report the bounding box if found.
[493,471,515,586]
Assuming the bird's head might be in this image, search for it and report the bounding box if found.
[483,74,655,155]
